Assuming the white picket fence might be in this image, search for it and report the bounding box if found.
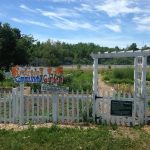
[94,91,148,126]
[0,90,93,125]
[0,89,148,126]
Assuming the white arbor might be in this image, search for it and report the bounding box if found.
[91,50,150,125]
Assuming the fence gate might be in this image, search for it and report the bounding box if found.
[91,50,150,125]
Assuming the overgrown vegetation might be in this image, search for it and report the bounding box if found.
[0,125,150,150]
[63,69,92,92]
[101,67,150,84]
[101,67,134,84]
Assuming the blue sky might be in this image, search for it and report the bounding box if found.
[0,0,150,48]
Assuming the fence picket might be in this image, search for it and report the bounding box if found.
[20,84,24,125]
[37,90,39,123]
[72,90,74,122]
[0,88,145,126]
[46,91,50,122]
[86,90,89,121]
[76,91,79,122]
[42,92,44,123]
[15,90,18,123]
[26,95,29,123]
[31,90,34,123]
[4,92,6,124]
[67,95,69,122]
[102,91,105,123]
[81,90,84,122]
[12,90,15,123]
[62,94,64,122]
[8,92,11,123]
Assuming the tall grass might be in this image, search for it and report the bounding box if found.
[102,67,134,84]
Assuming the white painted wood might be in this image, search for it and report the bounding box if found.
[86,90,89,121]
[141,56,147,98]
[15,90,18,123]
[4,92,6,124]
[91,49,150,59]
[46,92,50,122]
[26,95,29,122]
[42,92,44,123]
[37,90,39,123]
[31,89,34,123]
[12,90,16,123]
[93,58,98,94]
[66,94,69,122]
[8,92,11,123]
[52,94,57,123]
[72,90,74,122]
[77,91,79,122]
[62,94,64,122]
[20,84,24,125]
[81,90,84,122]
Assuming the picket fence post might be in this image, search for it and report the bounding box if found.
[20,83,24,125]
[52,94,58,123]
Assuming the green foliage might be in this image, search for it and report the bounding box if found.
[102,67,134,84]
[63,69,92,92]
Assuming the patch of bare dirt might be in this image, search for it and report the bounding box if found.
[110,127,140,140]
[0,123,97,131]
[98,75,114,95]
[142,125,150,134]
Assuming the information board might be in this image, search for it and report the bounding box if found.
[111,100,133,117]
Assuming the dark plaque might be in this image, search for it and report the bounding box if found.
[111,100,133,117]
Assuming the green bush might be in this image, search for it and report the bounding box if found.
[112,67,134,80]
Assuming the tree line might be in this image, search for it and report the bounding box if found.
[0,22,150,70]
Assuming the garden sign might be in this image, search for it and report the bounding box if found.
[10,66,67,92]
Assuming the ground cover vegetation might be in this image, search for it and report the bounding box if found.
[0,125,150,150]
[101,67,150,84]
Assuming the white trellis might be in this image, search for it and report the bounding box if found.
[91,50,150,125]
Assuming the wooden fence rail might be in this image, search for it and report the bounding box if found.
[0,89,148,126]
[0,90,93,125]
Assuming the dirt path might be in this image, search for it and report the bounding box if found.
[97,74,114,96]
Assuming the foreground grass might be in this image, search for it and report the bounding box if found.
[0,125,150,150]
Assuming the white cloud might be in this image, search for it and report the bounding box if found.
[11,18,51,28]
[75,3,93,12]
[133,16,150,31]
[133,16,150,25]
[54,18,96,30]
[95,0,141,17]
[52,0,77,2]
[105,24,121,32]
[37,8,97,30]
[37,8,79,19]
[20,4,36,12]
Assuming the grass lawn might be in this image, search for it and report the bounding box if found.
[0,125,150,150]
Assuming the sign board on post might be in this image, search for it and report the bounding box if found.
[111,100,133,117]
[10,66,64,83]
[10,66,68,93]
